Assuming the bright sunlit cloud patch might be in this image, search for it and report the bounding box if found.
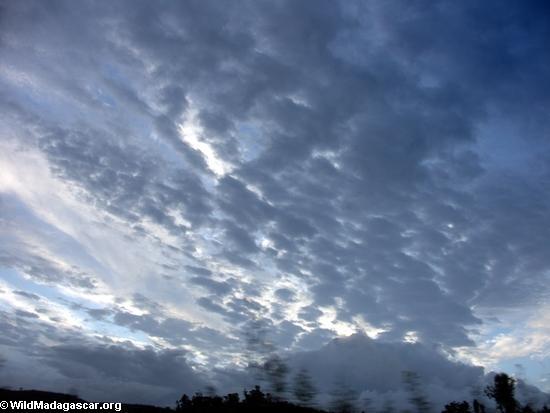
[178,106,233,177]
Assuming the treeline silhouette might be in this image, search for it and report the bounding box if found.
[174,373,550,413]
[441,374,550,413]
[0,388,172,413]
[176,385,324,412]
[2,372,549,413]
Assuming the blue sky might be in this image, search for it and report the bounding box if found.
[1,0,549,408]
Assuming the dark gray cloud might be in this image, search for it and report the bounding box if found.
[13,290,41,301]
[274,288,295,302]
[283,334,550,411]
[111,309,236,350]
[81,294,239,356]
[46,343,205,402]
[34,123,212,234]
[14,309,39,319]
[190,276,232,296]
[0,309,207,405]
[0,243,98,291]
[288,334,484,407]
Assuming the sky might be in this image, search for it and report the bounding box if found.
[1,0,550,409]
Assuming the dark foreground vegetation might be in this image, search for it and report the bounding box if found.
[442,374,550,413]
[176,385,324,413]
[0,388,171,413]
[1,373,549,413]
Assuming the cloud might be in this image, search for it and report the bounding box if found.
[290,334,483,393]
[13,290,41,301]
[282,334,549,411]
[0,307,207,405]
[216,334,545,410]
[1,0,550,404]
[45,343,206,405]
[189,276,233,296]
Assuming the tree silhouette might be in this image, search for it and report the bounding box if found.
[381,397,396,413]
[224,392,240,409]
[264,354,289,399]
[242,317,291,398]
[293,368,317,407]
[243,385,269,405]
[6,369,550,413]
[473,399,486,413]
[442,401,472,413]
[329,380,358,413]
[402,371,431,413]
[521,405,536,413]
[243,318,274,385]
[361,395,373,413]
[485,374,518,413]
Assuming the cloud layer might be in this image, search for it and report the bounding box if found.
[1,0,550,405]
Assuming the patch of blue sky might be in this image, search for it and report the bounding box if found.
[90,86,117,108]
[0,77,78,125]
[0,265,112,321]
[4,193,115,283]
[475,114,550,176]
[82,313,154,347]
[0,268,64,306]
[235,121,268,163]
[0,268,153,346]
[496,356,550,392]
[152,137,199,171]
[100,62,132,87]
